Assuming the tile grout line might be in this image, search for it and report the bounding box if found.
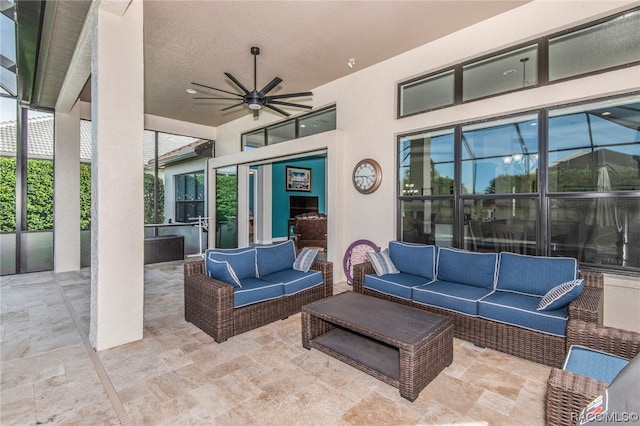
[52,273,131,426]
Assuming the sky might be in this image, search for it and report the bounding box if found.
[1,97,51,123]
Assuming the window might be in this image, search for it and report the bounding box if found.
[548,98,640,192]
[549,9,640,81]
[241,106,336,151]
[398,129,455,246]
[399,70,454,117]
[397,94,640,273]
[461,115,539,195]
[397,7,640,118]
[175,171,205,223]
[548,96,640,268]
[399,128,455,196]
[463,45,538,101]
[215,166,237,248]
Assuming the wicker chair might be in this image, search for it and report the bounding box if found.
[294,212,327,250]
[545,320,640,426]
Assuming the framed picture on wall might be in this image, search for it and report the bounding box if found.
[286,166,312,192]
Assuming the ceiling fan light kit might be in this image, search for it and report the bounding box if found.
[191,46,313,118]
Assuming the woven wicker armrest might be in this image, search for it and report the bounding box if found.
[184,260,205,277]
[566,320,640,360]
[545,367,607,426]
[311,259,334,297]
[184,267,235,343]
[568,286,601,324]
[567,271,603,324]
[352,261,375,293]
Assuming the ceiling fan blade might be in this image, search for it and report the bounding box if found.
[221,102,246,111]
[224,72,251,95]
[193,97,242,100]
[191,82,243,97]
[270,100,313,109]
[268,91,313,100]
[264,104,291,117]
[259,77,282,96]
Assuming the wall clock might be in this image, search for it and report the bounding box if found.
[352,158,382,194]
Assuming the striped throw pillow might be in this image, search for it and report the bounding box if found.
[293,247,319,272]
[366,249,400,276]
[537,279,584,311]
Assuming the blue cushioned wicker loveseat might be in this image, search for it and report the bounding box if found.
[184,240,333,343]
[353,241,603,367]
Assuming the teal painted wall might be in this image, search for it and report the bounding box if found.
[272,157,326,238]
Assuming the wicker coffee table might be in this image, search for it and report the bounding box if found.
[302,291,453,401]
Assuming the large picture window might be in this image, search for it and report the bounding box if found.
[397,94,640,273]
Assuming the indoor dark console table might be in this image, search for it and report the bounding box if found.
[302,291,453,401]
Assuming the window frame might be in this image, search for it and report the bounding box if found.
[397,6,640,119]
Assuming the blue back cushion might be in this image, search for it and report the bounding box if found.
[207,249,256,280]
[256,240,296,277]
[388,241,436,279]
[436,248,498,289]
[497,252,578,296]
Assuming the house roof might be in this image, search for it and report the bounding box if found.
[0,115,92,161]
[148,139,213,167]
[1,115,212,166]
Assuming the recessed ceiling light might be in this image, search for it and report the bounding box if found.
[602,111,612,116]
[503,69,516,76]
[186,88,197,94]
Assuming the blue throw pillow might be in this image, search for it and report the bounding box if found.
[207,249,256,280]
[205,258,241,287]
[256,240,296,277]
[388,241,436,279]
[537,279,584,311]
[366,249,400,276]
[293,247,319,272]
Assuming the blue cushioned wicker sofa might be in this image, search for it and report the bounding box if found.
[184,240,333,343]
[353,241,603,367]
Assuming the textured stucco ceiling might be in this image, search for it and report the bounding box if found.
[31,1,530,127]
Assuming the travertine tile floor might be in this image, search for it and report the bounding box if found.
[1,260,552,425]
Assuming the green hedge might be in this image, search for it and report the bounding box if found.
[0,159,162,232]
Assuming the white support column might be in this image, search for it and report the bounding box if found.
[256,165,273,245]
[54,102,81,272]
[89,0,145,351]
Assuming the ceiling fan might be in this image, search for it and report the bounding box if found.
[191,47,313,118]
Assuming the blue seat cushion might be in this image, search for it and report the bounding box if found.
[256,240,296,277]
[233,278,284,308]
[478,290,568,336]
[436,248,498,289]
[412,280,493,316]
[207,248,257,280]
[260,269,323,296]
[563,345,630,385]
[496,252,578,296]
[364,272,432,300]
[388,241,436,279]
